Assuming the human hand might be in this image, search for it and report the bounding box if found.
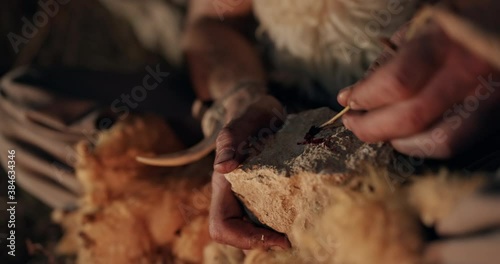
[338,24,500,159]
[423,176,500,264]
[213,93,286,173]
[209,172,291,250]
[209,93,291,249]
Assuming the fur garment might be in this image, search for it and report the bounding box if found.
[253,0,418,95]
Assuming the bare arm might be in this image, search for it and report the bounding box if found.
[183,0,265,101]
[182,1,290,250]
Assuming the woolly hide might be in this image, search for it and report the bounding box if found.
[253,0,417,94]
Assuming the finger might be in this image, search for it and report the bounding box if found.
[210,172,244,221]
[389,120,456,159]
[366,22,411,74]
[387,21,411,48]
[214,96,285,174]
[337,86,353,107]
[390,92,500,159]
[347,24,449,111]
[389,105,483,159]
[424,231,500,264]
[212,218,291,250]
[436,195,500,236]
[209,172,290,250]
[338,24,411,107]
[343,44,493,143]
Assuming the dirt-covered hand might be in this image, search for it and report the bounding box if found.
[209,172,291,250]
[213,94,286,173]
[338,24,500,159]
[209,94,290,249]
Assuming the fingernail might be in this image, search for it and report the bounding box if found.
[349,100,360,110]
[337,86,352,106]
[215,148,235,165]
[342,116,351,130]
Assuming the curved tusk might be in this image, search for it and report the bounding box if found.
[136,123,222,167]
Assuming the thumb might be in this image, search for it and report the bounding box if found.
[214,96,285,174]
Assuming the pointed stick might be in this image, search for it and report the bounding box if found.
[319,106,351,128]
[317,38,393,130]
[317,39,393,130]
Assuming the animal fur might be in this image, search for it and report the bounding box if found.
[408,170,486,227]
[54,114,218,263]
[253,0,417,91]
[290,169,423,264]
[242,169,487,264]
[53,115,488,264]
[99,0,185,66]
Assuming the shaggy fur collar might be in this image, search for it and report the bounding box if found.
[253,0,418,93]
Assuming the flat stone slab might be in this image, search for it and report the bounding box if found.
[226,107,393,234]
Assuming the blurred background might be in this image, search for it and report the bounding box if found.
[1,167,64,263]
[0,0,190,262]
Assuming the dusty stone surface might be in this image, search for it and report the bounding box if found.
[226,107,394,235]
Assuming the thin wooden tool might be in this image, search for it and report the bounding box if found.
[319,106,351,128]
[317,39,393,130]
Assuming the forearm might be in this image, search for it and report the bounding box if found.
[183,18,266,102]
